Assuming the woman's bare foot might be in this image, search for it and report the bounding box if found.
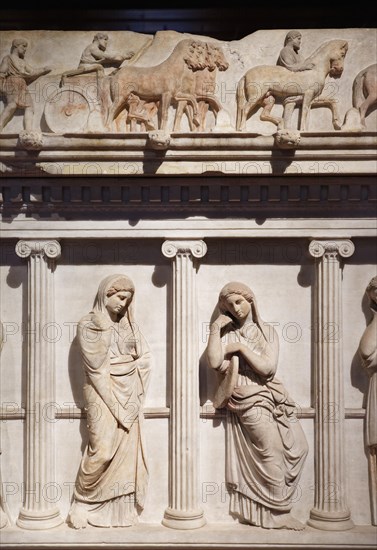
[269,512,305,530]
[67,501,88,529]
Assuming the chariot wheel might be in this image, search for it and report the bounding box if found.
[44,86,93,134]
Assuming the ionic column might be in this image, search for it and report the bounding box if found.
[161,240,207,529]
[15,240,63,530]
[308,239,354,531]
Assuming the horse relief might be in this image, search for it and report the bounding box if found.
[236,39,348,132]
[172,42,229,132]
[105,39,228,133]
[342,63,377,131]
[6,30,377,140]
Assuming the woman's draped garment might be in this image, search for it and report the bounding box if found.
[221,320,308,526]
[359,313,377,448]
[74,312,151,526]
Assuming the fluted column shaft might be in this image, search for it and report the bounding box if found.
[16,240,63,530]
[308,239,354,531]
[162,240,207,529]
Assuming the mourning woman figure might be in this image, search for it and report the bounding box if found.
[68,274,152,528]
[358,276,377,525]
[205,282,308,530]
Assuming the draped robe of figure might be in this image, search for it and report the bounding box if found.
[358,305,377,525]
[0,54,33,109]
[73,276,152,527]
[220,316,308,528]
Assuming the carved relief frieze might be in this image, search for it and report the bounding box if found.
[0,28,375,149]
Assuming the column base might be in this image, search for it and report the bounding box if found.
[308,509,354,531]
[162,507,206,530]
[17,507,64,530]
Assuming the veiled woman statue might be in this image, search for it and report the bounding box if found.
[68,274,152,528]
[205,282,308,530]
[358,276,377,525]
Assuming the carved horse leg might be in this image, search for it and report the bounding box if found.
[283,94,342,131]
[353,65,377,127]
[281,95,302,130]
[186,100,215,132]
[177,96,221,132]
[236,76,248,131]
[125,95,156,132]
[173,96,203,132]
[300,89,316,131]
[259,94,281,126]
[173,101,193,132]
[125,95,139,132]
[198,96,223,131]
[359,93,377,126]
[127,112,155,132]
[159,91,199,131]
[282,100,297,130]
[175,94,200,127]
[105,95,127,130]
[159,92,172,130]
[114,109,128,132]
[236,77,281,131]
[283,97,337,132]
[184,104,197,131]
[312,95,342,130]
[183,101,209,132]
[198,102,209,131]
[173,101,185,132]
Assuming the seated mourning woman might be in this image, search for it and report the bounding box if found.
[205,281,308,530]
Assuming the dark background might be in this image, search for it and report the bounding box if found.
[0,3,373,41]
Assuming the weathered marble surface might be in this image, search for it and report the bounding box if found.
[0,28,375,175]
[0,29,375,136]
[0,227,376,548]
[0,24,376,550]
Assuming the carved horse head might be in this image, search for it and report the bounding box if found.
[307,39,348,79]
[206,43,229,72]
